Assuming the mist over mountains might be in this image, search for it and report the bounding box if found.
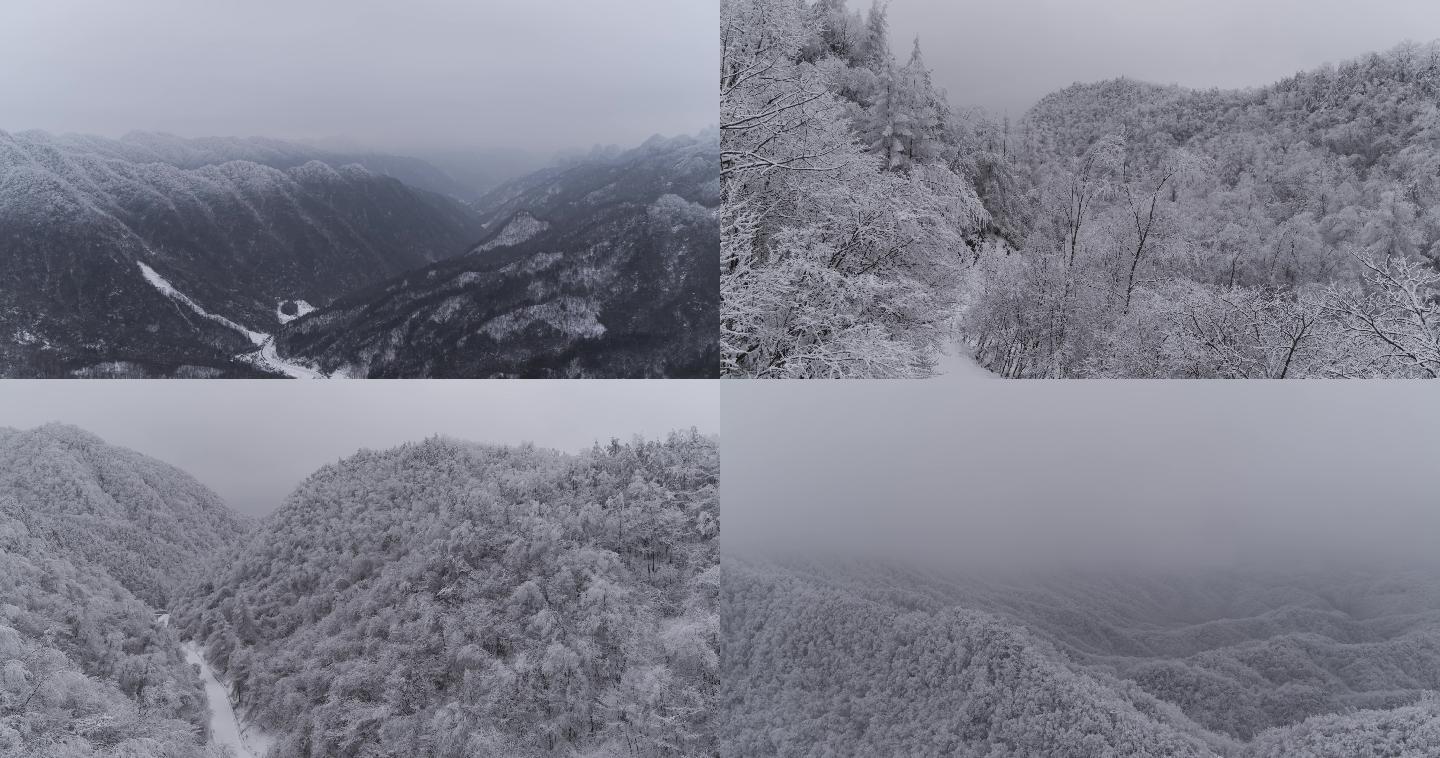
[0,424,246,756]
[724,559,1440,758]
[721,376,1440,756]
[0,128,717,378]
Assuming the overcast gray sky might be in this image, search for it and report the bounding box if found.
[0,380,717,517]
[0,0,715,153]
[886,0,1440,118]
[724,381,1440,572]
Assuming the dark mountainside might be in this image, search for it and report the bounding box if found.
[0,424,245,607]
[724,559,1440,757]
[275,132,720,378]
[53,131,483,200]
[0,130,487,378]
[0,424,248,756]
[967,43,1440,377]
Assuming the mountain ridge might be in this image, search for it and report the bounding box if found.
[274,131,721,377]
[0,129,488,377]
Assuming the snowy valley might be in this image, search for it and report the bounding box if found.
[0,129,718,378]
[0,423,719,757]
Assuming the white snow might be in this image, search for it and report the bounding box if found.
[248,336,330,379]
[153,613,274,758]
[930,337,997,380]
[137,261,266,344]
[181,640,275,758]
[275,299,317,325]
[475,212,549,252]
[137,261,334,379]
[12,330,48,347]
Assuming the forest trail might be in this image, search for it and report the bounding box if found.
[930,337,996,380]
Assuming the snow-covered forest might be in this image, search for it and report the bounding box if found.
[724,559,1440,757]
[721,0,1440,377]
[0,424,718,757]
[174,432,719,757]
[0,129,718,379]
[0,425,244,757]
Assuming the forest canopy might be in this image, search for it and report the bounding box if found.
[724,559,1440,757]
[0,424,243,757]
[720,0,1440,377]
[174,431,719,758]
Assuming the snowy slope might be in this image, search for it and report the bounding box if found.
[276,132,720,378]
[0,128,485,377]
[139,261,332,379]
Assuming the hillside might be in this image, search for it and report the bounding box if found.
[0,130,486,377]
[174,431,720,757]
[0,424,247,757]
[23,131,478,206]
[274,132,720,378]
[0,514,223,757]
[724,560,1440,756]
[961,41,1440,377]
[719,0,1440,378]
[0,424,245,607]
[892,570,1440,741]
[723,560,1223,757]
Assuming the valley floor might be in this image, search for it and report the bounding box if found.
[160,613,273,758]
[138,260,331,379]
[181,640,275,758]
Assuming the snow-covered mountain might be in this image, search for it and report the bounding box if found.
[0,424,249,756]
[31,131,480,200]
[274,132,720,377]
[174,432,720,757]
[1,128,716,377]
[965,42,1440,377]
[0,422,720,757]
[723,560,1224,757]
[0,423,246,606]
[0,130,486,377]
[724,560,1440,757]
[720,0,1440,378]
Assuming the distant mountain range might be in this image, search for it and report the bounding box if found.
[724,559,1440,757]
[0,129,717,377]
[277,132,720,378]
